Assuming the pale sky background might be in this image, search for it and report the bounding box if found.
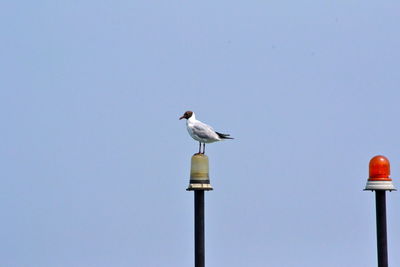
[1,1,400,267]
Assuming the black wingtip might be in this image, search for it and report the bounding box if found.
[216,131,234,139]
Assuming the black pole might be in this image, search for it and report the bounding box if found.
[194,190,205,267]
[375,190,388,267]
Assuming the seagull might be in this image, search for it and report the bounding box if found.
[179,111,233,154]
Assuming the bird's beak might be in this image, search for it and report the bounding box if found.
[179,115,185,120]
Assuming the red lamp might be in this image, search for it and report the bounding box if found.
[369,155,391,180]
[365,155,396,191]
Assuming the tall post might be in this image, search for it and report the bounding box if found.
[364,155,396,267]
[187,154,213,267]
[194,190,205,267]
[375,190,388,267]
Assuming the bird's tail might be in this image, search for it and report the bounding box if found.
[216,132,234,139]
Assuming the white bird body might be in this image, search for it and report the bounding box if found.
[186,113,221,144]
[179,111,233,154]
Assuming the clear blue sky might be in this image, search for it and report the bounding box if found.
[1,1,400,266]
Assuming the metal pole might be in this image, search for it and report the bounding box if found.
[194,190,205,267]
[375,190,388,267]
[188,154,211,267]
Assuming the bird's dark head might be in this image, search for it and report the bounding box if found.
[179,111,193,120]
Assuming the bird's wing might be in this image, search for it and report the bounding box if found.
[192,122,216,139]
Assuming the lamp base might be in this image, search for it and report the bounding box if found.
[364,180,396,191]
[187,184,213,191]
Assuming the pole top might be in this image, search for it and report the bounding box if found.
[187,154,213,191]
[365,155,396,191]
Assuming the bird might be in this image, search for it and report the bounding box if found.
[179,111,233,154]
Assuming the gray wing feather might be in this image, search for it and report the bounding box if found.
[193,122,216,139]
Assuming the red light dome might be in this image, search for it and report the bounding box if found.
[369,155,391,181]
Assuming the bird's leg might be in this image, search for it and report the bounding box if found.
[198,142,202,154]
[202,143,206,154]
